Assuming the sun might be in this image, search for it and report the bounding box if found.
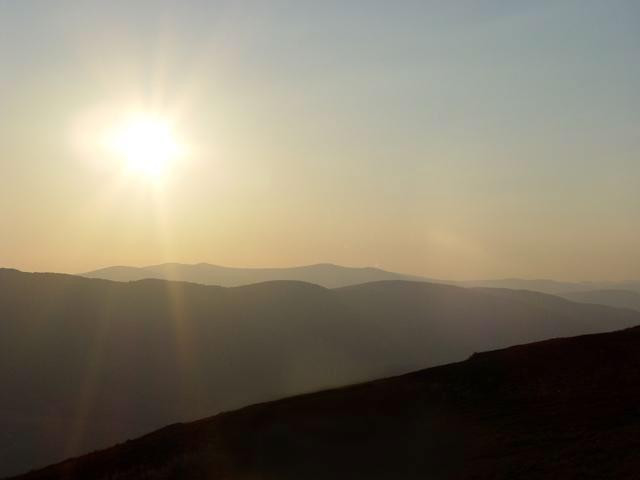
[108,114,184,180]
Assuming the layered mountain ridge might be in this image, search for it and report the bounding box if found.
[82,263,640,309]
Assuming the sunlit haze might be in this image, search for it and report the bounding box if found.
[1,1,638,280]
[106,113,185,181]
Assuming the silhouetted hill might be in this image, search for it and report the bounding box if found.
[82,263,427,288]
[1,269,639,476]
[12,325,640,480]
[560,289,640,312]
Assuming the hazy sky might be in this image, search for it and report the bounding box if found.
[1,1,638,280]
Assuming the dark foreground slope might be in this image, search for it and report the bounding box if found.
[1,269,639,476]
[13,325,640,480]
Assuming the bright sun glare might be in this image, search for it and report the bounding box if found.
[108,114,184,180]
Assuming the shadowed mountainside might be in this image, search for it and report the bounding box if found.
[1,268,639,476]
[81,263,427,288]
[12,325,640,480]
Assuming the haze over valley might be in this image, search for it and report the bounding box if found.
[2,268,639,476]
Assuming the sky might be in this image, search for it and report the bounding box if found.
[0,0,638,281]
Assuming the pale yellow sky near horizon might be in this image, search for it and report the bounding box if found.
[1,1,639,282]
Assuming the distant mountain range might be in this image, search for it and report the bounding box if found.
[82,263,640,302]
[13,323,640,480]
[2,268,639,476]
[82,263,427,288]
